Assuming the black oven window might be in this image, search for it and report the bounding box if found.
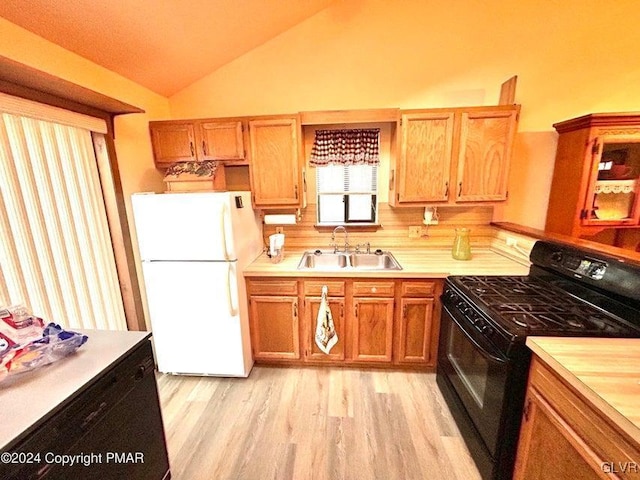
[447,322,490,408]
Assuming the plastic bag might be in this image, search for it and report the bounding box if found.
[0,305,88,382]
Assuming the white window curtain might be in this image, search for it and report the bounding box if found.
[0,94,127,331]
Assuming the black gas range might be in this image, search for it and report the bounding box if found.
[436,240,640,480]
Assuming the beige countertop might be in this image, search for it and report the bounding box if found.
[243,247,530,278]
[0,329,150,450]
[526,337,640,444]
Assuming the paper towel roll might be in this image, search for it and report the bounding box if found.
[264,214,297,225]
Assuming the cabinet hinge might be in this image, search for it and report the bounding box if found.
[580,209,587,219]
[506,190,509,199]
[396,193,400,202]
[591,140,600,156]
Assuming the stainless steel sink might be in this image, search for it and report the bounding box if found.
[297,250,402,271]
[348,252,402,270]
[298,252,348,269]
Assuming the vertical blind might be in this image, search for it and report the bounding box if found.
[0,106,126,330]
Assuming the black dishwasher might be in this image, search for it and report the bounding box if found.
[2,340,171,480]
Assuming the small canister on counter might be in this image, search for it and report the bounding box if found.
[452,228,472,260]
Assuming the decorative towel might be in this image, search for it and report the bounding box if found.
[315,286,338,354]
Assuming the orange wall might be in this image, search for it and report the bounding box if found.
[169,0,640,229]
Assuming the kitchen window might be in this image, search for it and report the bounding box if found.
[316,164,378,224]
[310,128,380,225]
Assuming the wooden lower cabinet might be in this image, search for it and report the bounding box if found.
[247,277,442,368]
[304,296,345,361]
[248,295,300,360]
[395,280,440,366]
[514,388,600,480]
[247,278,300,361]
[514,356,640,480]
[396,297,434,364]
[352,298,395,362]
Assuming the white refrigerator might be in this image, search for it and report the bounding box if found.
[131,191,262,377]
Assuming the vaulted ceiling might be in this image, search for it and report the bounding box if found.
[0,0,333,97]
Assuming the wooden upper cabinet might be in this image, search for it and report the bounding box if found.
[456,108,519,202]
[248,117,301,208]
[546,113,640,239]
[198,121,244,161]
[149,119,245,167]
[397,112,454,203]
[391,105,519,206]
[149,122,197,166]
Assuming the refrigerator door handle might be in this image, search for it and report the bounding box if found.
[226,262,238,317]
[220,203,230,261]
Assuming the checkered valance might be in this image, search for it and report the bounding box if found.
[309,128,380,166]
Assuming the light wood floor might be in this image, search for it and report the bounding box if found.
[156,366,481,480]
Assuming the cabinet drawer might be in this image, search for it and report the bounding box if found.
[248,279,298,295]
[303,281,345,297]
[529,358,640,472]
[353,281,395,297]
[401,281,436,297]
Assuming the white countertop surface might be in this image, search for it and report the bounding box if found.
[0,329,150,450]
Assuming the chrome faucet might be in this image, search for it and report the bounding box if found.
[331,226,349,253]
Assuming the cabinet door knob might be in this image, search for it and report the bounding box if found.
[371,287,377,293]
[444,181,449,197]
[202,140,207,156]
[458,182,463,197]
[190,141,195,157]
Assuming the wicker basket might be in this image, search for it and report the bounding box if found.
[163,163,226,192]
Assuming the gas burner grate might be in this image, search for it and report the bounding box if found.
[453,275,629,334]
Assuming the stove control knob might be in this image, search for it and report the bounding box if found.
[480,324,494,335]
[588,263,606,280]
[475,318,486,330]
[551,251,563,264]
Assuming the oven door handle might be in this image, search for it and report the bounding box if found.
[443,304,508,364]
